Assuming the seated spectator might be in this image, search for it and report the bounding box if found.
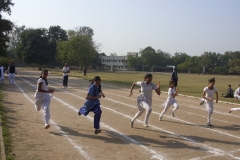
[222,85,234,98]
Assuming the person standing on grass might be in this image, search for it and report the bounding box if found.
[7,62,17,84]
[34,70,55,129]
[200,77,218,126]
[83,66,87,76]
[0,64,4,84]
[129,73,160,128]
[159,80,179,121]
[171,68,178,87]
[62,63,70,88]
[78,76,103,134]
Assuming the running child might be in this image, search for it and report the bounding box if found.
[34,70,55,129]
[90,78,105,98]
[229,84,240,113]
[159,80,179,121]
[79,76,103,134]
[129,73,160,127]
[233,84,240,101]
[200,77,218,126]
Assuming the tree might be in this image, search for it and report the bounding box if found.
[110,53,117,56]
[56,27,99,67]
[141,46,157,69]
[229,58,240,74]
[172,52,189,67]
[48,25,68,43]
[8,25,26,49]
[0,0,14,57]
[15,28,55,66]
[127,55,142,71]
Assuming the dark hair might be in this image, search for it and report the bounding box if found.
[169,80,175,87]
[208,77,215,83]
[144,73,152,80]
[93,76,101,82]
[39,70,48,85]
[228,85,231,87]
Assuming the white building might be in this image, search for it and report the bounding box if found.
[100,52,139,71]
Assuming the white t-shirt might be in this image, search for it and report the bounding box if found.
[36,78,48,92]
[203,87,217,100]
[136,81,157,106]
[167,88,176,101]
[234,88,240,97]
[62,67,70,76]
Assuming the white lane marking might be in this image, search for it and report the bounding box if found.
[19,74,240,159]
[17,75,164,160]
[14,83,91,160]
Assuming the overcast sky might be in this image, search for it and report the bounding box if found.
[3,0,240,56]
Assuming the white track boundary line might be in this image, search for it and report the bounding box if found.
[14,83,91,160]
[17,75,164,160]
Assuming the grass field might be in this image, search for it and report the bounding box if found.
[48,69,240,104]
[0,86,14,160]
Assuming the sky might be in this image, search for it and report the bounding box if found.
[2,0,240,56]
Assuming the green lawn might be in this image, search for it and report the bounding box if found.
[51,69,240,104]
[0,86,14,160]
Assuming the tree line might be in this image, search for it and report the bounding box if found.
[7,25,101,69]
[127,46,240,75]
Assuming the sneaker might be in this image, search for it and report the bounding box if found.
[229,110,232,113]
[95,129,101,134]
[44,124,50,129]
[207,122,212,126]
[159,116,162,121]
[171,111,175,117]
[200,101,205,105]
[130,121,133,128]
[143,124,148,127]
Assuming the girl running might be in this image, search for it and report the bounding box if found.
[79,76,103,134]
[90,78,105,98]
[34,70,55,129]
[129,73,160,127]
[200,77,218,126]
[159,80,179,121]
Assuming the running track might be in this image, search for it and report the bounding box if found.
[4,70,240,160]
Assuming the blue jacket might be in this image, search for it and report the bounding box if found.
[83,84,100,111]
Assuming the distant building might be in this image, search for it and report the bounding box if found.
[100,53,138,71]
[127,52,138,57]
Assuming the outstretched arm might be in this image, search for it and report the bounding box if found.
[173,88,178,98]
[129,82,137,97]
[155,81,161,95]
[215,91,218,103]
